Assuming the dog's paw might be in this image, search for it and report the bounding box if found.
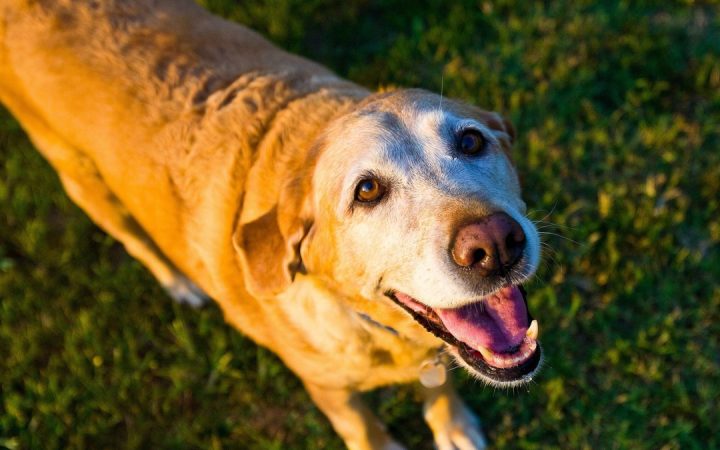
[163,275,211,308]
[430,405,487,450]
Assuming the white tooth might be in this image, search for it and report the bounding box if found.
[526,320,539,340]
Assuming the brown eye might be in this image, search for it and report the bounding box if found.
[458,129,486,156]
[355,178,386,203]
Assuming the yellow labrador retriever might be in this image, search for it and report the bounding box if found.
[0,1,542,448]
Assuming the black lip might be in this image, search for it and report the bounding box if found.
[458,342,542,382]
[387,288,541,383]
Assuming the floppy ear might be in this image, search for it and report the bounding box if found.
[233,180,312,298]
[499,116,515,144]
[471,110,515,163]
[478,110,515,146]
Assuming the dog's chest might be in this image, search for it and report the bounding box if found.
[269,276,441,389]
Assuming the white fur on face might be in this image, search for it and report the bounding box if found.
[310,99,540,309]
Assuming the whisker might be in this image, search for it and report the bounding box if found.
[438,72,444,113]
[534,223,570,232]
[533,220,576,231]
[528,201,559,223]
[538,231,581,246]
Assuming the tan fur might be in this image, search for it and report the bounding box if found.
[0,1,539,448]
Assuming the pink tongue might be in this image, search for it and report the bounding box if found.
[436,286,529,353]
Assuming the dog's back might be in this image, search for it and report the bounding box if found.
[0,0,365,315]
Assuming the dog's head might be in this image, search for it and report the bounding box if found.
[236,89,542,386]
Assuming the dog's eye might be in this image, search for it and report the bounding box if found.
[355,178,386,203]
[458,129,486,156]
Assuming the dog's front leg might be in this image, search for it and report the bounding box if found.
[303,382,405,450]
[421,378,488,450]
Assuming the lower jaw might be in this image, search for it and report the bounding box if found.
[455,341,543,386]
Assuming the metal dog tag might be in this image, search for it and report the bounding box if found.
[419,359,447,388]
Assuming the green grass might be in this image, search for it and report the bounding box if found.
[2,1,719,448]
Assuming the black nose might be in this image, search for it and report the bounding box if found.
[451,212,526,276]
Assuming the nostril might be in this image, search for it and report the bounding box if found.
[506,232,525,250]
[471,248,486,265]
[503,226,526,270]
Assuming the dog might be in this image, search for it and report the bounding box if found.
[0,1,543,448]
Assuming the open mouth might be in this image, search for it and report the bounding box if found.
[388,285,541,385]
